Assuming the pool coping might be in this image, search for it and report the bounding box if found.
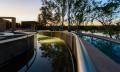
[81,38,120,72]
[0,33,34,44]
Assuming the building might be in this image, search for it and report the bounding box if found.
[0,18,6,32]
[0,18,12,32]
[0,17,16,32]
[21,21,38,31]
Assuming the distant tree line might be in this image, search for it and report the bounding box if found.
[38,0,120,31]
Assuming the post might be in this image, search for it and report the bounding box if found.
[12,18,16,32]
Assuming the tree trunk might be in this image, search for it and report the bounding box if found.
[61,15,64,30]
[68,0,71,32]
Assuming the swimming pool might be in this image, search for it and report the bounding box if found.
[0,34,75,72]
[81,36,120,64]
[19,34,75,72]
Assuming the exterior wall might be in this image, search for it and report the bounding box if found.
[0,17,16,32]
[0,18,6,32]
[39,31,81,72]
[39,31,74,50]
[39,31,100,72]
[21,21,38,31]
[39,31,120,72]
[0,34,34,65]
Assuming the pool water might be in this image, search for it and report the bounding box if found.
[81,36,120,64]
[0,48,34,72]
[0,34,74,72]
[80,30,120,40]
[19,34,74,72]
[0,34,75,72]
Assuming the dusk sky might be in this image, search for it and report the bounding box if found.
[0,0,42,22]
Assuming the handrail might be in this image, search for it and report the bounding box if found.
[72,33,96,72]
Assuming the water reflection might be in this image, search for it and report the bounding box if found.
[23,34,74,72]
[82,36,120,64]
[80,30,120,40]
[0,34,74,72]
[0,48,34,72]
[39,41,74,72]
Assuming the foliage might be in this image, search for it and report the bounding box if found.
[38,0,120,30]
[38,6,53,26]
[90,0,120,26]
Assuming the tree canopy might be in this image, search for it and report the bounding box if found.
[38,0,120,28]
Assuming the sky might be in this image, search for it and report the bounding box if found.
[0,0,42,22]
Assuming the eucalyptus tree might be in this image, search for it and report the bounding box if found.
[71,0,120,26]
[38,0,54,26]
[53,0,68,30]
[44,0,61,24]
[69,0,93,31]
[90,0,120,27]
[67,0,93,31]
[73,0,86,25]
[40,0,68,30]
[88,0,120,37]
[39,0,120,31]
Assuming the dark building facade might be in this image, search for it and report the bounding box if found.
[21,21,38,31]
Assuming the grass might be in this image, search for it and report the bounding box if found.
[37,34,65,44]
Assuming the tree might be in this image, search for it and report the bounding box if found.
[72,0,88,28]
[38,6,53,26]
[53,0,68,30]
[90,0,120,27]
[39,0,120,31]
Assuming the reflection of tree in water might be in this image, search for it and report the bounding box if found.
[113,32,120,40]
[40,43,73,72]
[88,30,120,40]
[83,36,120,63]
[102,30,117,38]
[90,38,114,55]
[99,30,120,40]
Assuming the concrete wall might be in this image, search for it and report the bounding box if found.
[39,32,80,57]
[0,18,6,32]
[39,31,120,72]
[0,34,34,65]
[0,17,16,32]
[39,31,83,72]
